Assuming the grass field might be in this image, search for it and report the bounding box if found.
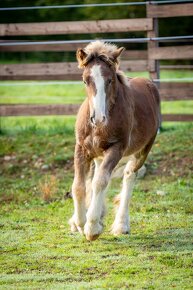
[0,72,193,289]
[1,70,193,105]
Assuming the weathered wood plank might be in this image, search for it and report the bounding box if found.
[160,65,193,70]
[0,42,85,52]
[160,82,193,89]
[0,62,80,79]
[120,60,148,72]
[160,89,193,100]
[159,82,193,100]
[0,75,81,81]
[162,114,193,122]
[0,104,193,122]
[122,50,147,60]
[0,61,148,80]
[0,18,152,36]
[0,104,80,116]
[149,45,193,60]
[0,62,81,80]
[147,3,193,18]
[0,42,148,60]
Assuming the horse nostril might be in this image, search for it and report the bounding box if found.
[102,116,106,123]
[90,116,95,124]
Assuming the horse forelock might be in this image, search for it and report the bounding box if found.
[81,53,116,69]
[81,41,120,69]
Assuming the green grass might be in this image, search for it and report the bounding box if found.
[0,72,193,289]
[0,70,193,105]
[0,116,76,135]
[0,120,193,289]
[0,83,85,104]
[0,70,193,134]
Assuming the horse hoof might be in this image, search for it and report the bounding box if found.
[70,223,78,233]
[111,223,130,236]
[84,222,103,241]
[69,217,78,232]
[69,216,84,234]
[86,234,100,241]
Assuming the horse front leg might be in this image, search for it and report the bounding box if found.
[111,156,137,236]
[69,144,90,234]
[84,145,123,241]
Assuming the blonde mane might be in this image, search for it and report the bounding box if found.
[85,41,119,62]
[79,40,123,70]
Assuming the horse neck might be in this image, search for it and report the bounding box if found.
[114,72,135,125]
[114,72,131,104]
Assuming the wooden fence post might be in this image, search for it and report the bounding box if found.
[147,2,160,82]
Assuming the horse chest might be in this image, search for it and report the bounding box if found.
[83,133,113,157]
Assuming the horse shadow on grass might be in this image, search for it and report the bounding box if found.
[100,228,193,253]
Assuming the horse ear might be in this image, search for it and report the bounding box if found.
[112,47,125,62]
[76,48,88,68]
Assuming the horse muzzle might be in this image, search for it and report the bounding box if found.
[90,112,107,126]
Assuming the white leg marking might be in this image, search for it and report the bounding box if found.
[86,158,102,208]
[69,180,86,234]
[84,158,109,241]
[112,158,136,235]
[90,65,106,124]
[69,201,86,234]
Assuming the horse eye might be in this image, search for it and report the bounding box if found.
[108,79,112,85]
[84,80,87,85]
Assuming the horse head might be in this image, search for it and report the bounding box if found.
[76,41,125,126]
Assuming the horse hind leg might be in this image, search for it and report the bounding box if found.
[111,137,156,236]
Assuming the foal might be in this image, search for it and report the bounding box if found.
[69,41,160,241]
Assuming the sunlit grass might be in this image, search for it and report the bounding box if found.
[0,122,192,289]
[0,83,85,104]
[0,116,76,135]
[0,70,192,105]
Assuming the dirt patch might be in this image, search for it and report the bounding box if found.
[148,154,193,177]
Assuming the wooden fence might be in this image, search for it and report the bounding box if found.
[0,2,193,121]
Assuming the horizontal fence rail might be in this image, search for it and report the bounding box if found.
[0,61,154,81]
[0,36,193,47]
[149,45,193,60]
[1,45,192,60]
[159,82,193,100]
[147,3,193,17]
[162,114,193,121]
[0,0,192,11]
[0,104,80,116]
[0,19,152,36]
[0,104,193,122]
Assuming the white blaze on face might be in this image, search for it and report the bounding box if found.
[90,64,106,123]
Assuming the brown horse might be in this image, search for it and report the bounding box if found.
[69,41,160,241]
